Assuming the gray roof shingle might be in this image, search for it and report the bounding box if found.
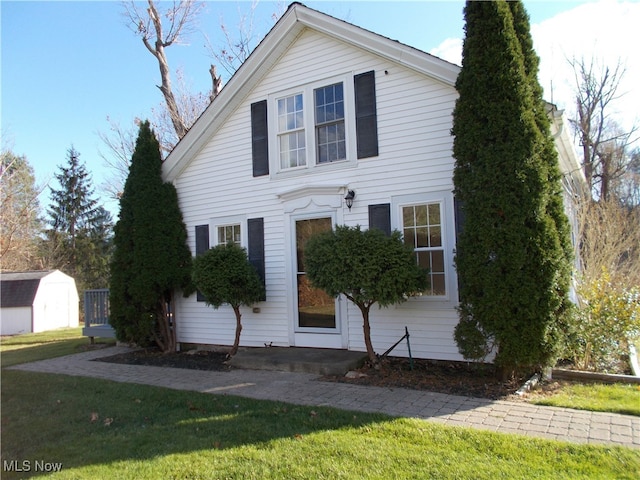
[0,271,54,308]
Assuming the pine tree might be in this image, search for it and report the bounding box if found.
[452,1,573,375]
[45,147,110,291]
[110,121,192,352]
[47,147,98,249]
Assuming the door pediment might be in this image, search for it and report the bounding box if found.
[277,184,347,213]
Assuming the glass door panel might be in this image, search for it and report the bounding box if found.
[295,217,335,328]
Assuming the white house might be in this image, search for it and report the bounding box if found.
[0,270,79,335]
[163,3,584,361]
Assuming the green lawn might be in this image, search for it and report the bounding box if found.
[1,330,639,479]
[2,369,639,479]
[530,382,640,416]
[1,327,115,367]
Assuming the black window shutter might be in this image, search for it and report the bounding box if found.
[354,71,379,159]
[453,197,465,301]
[195,224,210,302]
[368,203,391,236]
[453,197,465,242]
[251,100,269,177]
[247,217,266,301]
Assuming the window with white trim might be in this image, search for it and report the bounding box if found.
[212,215,247,248]
[217,224,242,246]
[392,192,457,303]
[315,83,346,163]
[402,203,446,295]
[277,93,306,169]
[270,75,356,176]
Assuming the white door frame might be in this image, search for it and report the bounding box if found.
[279,185,349,349]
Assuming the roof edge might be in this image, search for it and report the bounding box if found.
[162,2,460,183]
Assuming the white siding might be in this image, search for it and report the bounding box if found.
[32,272,79,332]
[0,307,32,335]
[173,29,463,360]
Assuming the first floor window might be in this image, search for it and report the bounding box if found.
[402,202,446,295]
[217,224,241,246]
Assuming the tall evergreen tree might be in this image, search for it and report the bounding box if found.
[110,121,192,352]
[44,147,111,291]
[452,1,573,375]
[47,147,99,250]
[509,0,574,350]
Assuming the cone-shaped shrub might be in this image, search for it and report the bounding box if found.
[452,1,573,375]
[110,121,192,351]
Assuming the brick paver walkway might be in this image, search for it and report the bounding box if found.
[9,346,640,449]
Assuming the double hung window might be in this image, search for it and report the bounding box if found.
[315,83,346,164]
[253,70,377,178]
[217,224,242,246]
[272,76,353,175]
[277,93,306,169]
[402,203,446,295]
[392,191,456,303]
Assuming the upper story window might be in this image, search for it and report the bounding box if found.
[277,93,306,169]
[252,71,378,179]
[315,83,345,164]
[269,75,355,176]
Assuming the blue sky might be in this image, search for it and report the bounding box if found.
[2,1,638,217]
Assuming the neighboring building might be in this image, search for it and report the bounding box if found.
[163,3,584,361]
[0,270,79,335]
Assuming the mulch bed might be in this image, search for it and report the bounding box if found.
[96,348,231,372]
[95,347,529,400]
[323,356,530,400]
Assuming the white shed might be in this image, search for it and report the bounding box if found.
[0,270,79,335]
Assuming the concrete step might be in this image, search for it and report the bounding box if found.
[229,347,366,376]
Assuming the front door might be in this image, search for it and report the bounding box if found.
[296,218,335,328]
[293,217,342,348]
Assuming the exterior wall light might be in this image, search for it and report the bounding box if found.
[344,189,356,210]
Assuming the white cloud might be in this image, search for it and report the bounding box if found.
[430,1,639,138]
[429,37,462,66]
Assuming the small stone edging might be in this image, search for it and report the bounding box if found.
[515,373,541,396]
[552,368,640,384]
[515,367,640,397]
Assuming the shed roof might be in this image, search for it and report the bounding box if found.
[0,271,55,308]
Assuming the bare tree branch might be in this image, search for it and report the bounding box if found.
[203,0,285,77]
[0,151,46,270]
[122,0,206,140]
[569,57,639,202]
[577,198,640,287]
[96,116,140,201]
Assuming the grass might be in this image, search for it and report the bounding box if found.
[530,382,640,416]
[2,369,639,479]
[0,327,115,368]
[1,330,639,478]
